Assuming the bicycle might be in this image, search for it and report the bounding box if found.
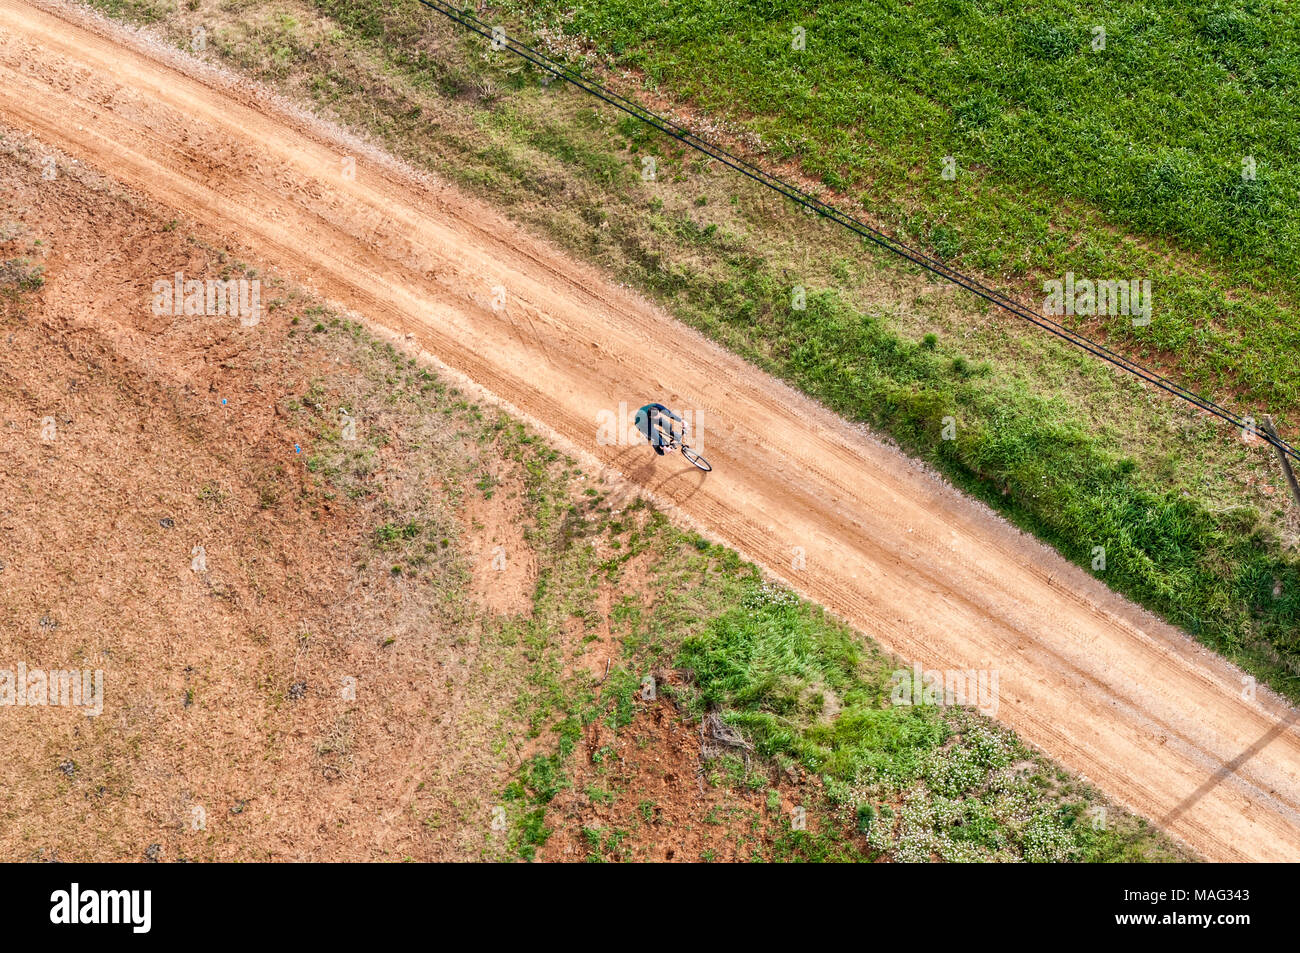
[664,436,712,472]
[635,403,712,472]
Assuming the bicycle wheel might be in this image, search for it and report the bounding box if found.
[681,446,712,472]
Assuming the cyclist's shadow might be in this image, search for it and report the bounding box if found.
[653,463,707,506]
[610,445,707,506]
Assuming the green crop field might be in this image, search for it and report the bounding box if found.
[500,0,1300,412]
[509,1,1298,263]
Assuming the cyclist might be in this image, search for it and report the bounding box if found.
[633,402,684,456]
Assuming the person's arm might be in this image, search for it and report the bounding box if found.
[666,407,685,442]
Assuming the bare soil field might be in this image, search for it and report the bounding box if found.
[0,136,522,860]
[1,0,1297,860]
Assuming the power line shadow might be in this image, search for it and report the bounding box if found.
[1159,705,1300,828]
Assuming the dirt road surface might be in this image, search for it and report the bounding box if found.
[3,0,1298,860]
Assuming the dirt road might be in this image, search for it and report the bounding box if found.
[3,0,1298,860]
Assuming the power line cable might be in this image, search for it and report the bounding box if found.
[414,0,1299,463]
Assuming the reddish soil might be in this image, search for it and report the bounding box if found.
[541,694,834,863]
[0,137,528,860]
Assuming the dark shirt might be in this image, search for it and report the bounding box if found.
[634,403,682,448]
